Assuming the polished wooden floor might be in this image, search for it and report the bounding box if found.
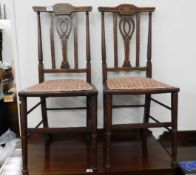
[1,130,196,175]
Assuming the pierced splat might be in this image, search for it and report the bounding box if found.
[56,15,72,69]
[98,4,155,84]
[119,15,135,67]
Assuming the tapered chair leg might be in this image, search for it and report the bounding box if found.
[41,97,49,128]
[105,94,112,169]
[20,97,28,175]
[103,94,106,133]
[143,94,151,124]
[141,94,151,159]
[140,94,151,138]
[171,92,178,167]
[90,95,97,170]
[87,96,92,143]
[40,97,51,141]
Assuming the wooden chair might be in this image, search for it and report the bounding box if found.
[98,4,179,168]
[18,3,97,174]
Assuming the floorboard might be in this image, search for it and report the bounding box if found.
[0,130,178,175]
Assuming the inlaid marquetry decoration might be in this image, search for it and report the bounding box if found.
[119,15,135,67]
[56,15,72,69]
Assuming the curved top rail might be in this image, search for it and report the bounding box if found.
[98,4,155,14]
[33,3,92,14]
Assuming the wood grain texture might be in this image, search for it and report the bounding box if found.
[33,3,92,14]
[98,4,179,169]
[0,131,180,175]
[98,4,155,14]
[19,4,97,175]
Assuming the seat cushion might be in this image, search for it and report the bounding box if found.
[107,77,174,90]
[25,79,93,92]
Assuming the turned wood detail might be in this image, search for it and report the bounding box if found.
[119,15,135,67]
[37,12,44,83]
[50,14,56,69]
[56,15,72,69]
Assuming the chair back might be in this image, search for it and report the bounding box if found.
[33,3,92,83]
[98,4,155,84]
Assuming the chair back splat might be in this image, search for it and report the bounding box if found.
[33,3,92,84]
[98,4,155,84]
[98,4,179,169]
[19,4,98,174]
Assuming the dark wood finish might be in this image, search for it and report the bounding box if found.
[26,101,41,115]
[44,68,86,73]
[151,97,172,110]
[99,4,155,84]
[33,4,92,13]
[40,97,49,128]
[143,94,151,123]
[73,13,78,69]
[159,131,196,175]
[50,14,56,69]
[136,13,140,67]
[19,97,28,175]
[101,12,107,84]
[56,15,72,69]
[119,15,134,67]
[105,94,112,169]
[107,66,147,72]
[146,12,152,78]
[159,130,196,146]
[86,11,91,83]
[5,130,196,175]
[98,4,179,169]
[37,12,44,83]
[113,13,118,68]
[171,92,178,166]
[0,131,180,175]
[4,129,196,175]
[98,4,155,13]
[18,3,97,175]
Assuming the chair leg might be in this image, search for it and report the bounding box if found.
[143,94,151,124]
[103,94,106,133]
[19,96,28,175]
[105,94,112,169]
[141,94,151,160]
[41,97,49,128]
[87,96,91,129]
[171,92,178,167]
[89,95,97,170]
[40,97,51,141]
[141,94,151,136]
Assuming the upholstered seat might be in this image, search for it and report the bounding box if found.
[19,4,97,174]
[107,77,175,90]
[99,4,179,169]
[24,79,93,92]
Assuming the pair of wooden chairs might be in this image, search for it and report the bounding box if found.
[18,3,179,174]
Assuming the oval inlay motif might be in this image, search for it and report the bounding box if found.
[119,16,135,40]
[56,15,72,39]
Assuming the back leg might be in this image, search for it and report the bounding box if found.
[41,97,51,141]
[141,94,151,158]
[143,94,151,124]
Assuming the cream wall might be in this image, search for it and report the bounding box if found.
[9,0,196,137]
[0,0,13,63]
